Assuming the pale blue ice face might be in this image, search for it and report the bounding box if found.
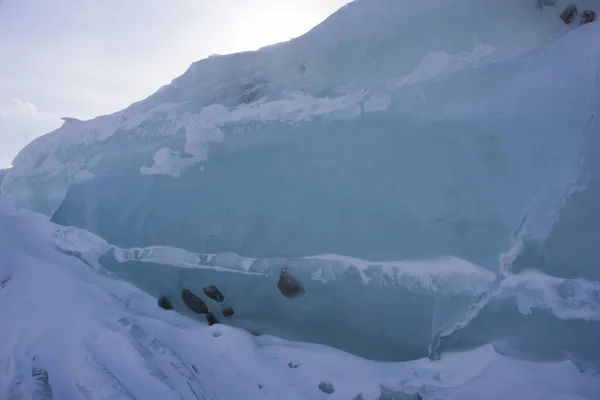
[3,0,600,370]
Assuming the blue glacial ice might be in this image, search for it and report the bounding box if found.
[2,0,600,394]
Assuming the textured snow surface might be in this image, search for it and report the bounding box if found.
[2,199,600,399]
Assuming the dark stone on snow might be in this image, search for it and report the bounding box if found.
[318,381,335,394]
[580,10,596,25]
[206,312,218,326]
[288,361,301,369]
[157,296,173,310]
[277,268,305,298]
[560,4,578,24]
[222,307,234,317]
[181,289,208,314]
[203,285,225,303]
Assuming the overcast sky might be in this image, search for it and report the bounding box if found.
[0,0,349,167]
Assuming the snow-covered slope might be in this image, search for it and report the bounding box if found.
[2,199,600,400]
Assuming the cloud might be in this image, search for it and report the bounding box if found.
[1,98,39,119]
[7,98,38,117]
[0,99,61,167]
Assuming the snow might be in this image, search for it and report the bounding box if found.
[1,200,599,399]
[140,147,197,178]
[499,270,600,321]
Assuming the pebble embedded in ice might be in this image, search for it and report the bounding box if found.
[157,296,173,310]
[222,306,234,317]
[203,285,225,303]
[181,289,208,314]
[318,381,335,394]
[277,268,305,298]
[206,312,218,326]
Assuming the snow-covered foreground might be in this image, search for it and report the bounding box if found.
[1,200,599,400]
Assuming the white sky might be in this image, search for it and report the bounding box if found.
[0,0,350,167]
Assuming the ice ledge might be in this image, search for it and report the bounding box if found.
[52,222,495,297]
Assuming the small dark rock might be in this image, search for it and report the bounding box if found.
[258,384,264,390]
[206,312,218,326]
[203,285,225,303]
[560,4,578,24]
[288,361,301,369]
[222,307,234,317]
[318,381,335,394]
[277,268,305,298]
[181,289,208,314]
[157,296,173,310]
[580,10,596,26]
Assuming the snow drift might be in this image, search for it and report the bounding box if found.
[2,199,600,400]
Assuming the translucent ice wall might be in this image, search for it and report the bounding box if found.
[3,0,600,365]
[5,0,596,269]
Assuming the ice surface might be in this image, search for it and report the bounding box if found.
[2,200,600,400]
[4,0,599,272]
[48,218,600,368]
[3,0,600,392]
[0,169,6,191]
[52,221,495,361]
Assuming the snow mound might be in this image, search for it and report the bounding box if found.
[1,200,599,400]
